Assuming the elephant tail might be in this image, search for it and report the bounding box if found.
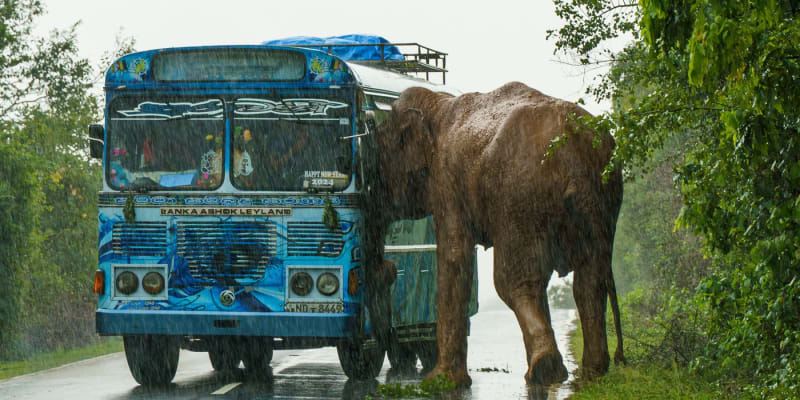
[607,268,626,365]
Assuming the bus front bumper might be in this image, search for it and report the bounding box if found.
[96,309,359,337]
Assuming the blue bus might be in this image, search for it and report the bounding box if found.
[89,39,475,385]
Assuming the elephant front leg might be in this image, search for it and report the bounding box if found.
[513,295,568,384]
[426,226,475,387]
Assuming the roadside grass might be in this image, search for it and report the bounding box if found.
[568,323,721,400]
[0,337,123,380]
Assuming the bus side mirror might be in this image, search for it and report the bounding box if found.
[365,118,377,136]
[88,124,104,159]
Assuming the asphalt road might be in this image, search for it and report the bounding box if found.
[0,307,577,399]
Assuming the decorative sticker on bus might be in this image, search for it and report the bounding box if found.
[309,56,349,84]
[159,207,292,216]
[115,99,224,120]
[108,55,150,83]
[234,98,348,117]
[303,171,349,190]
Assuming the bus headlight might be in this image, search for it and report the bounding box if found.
[142,271,165,295]
[115,271,138,295]
[317,272,339,296]
[290,272,313,296]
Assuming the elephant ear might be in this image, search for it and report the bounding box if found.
[399,107,428,148]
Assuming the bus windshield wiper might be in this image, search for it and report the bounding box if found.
[130,177,162,193]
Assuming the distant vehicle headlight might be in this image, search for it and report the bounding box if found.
[141,271,165,295]
[290,272,313,296]
[115,271,138,295]
[317,272,339,296]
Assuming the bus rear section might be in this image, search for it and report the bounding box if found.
[384,217,478,373]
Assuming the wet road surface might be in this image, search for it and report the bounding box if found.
[0,307,577,399]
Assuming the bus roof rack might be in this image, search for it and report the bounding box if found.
[284,42,448,84]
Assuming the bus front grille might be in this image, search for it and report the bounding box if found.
[287,221,345,257]
[112,222,167,257]
[177,221,277,283]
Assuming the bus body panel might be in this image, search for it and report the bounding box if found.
[385,217,478,343]
[96,309,357,337]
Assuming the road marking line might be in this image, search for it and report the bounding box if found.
[211,382,242,395]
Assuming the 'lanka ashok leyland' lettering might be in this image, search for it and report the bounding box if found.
[159,207,292,216]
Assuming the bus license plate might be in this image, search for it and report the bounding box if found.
[285,303,343,313]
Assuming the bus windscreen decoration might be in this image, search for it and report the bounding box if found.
[116,100,223,120]
[234,98,348,117]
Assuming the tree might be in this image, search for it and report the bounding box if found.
[0,0,127,357]
[550,0,800,396]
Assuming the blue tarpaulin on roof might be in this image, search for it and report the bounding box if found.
[262,34,405,62]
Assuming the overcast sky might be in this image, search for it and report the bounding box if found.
[34,0,607,113]
[35,0,614,303]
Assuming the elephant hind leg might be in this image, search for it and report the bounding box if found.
[494,240,567,385]
[572,259,612,378]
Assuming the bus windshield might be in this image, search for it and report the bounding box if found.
[107,96,225,190]
[231,96,352,191]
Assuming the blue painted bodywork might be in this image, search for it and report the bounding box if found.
[96,198,364,337]
[97,46,365,339]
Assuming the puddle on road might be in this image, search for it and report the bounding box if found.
[380,306,579,400]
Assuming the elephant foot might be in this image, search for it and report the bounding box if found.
[425,364,472,387]
[525,349,568,385]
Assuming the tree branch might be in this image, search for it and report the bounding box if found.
[599,2,638,18]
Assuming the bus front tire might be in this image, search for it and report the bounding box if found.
[336,339,384,380]
[123,335,179,386]
[241,337,274,376]
[208,348,240,371]
[387,335,417,373]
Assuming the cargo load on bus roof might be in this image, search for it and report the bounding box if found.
[263,34,405,61]
[265,34,449,84]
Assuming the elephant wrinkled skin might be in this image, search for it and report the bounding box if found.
[374,82,624,386]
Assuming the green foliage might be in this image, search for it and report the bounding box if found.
[0,0,130,359]
[123,190,135,223]
[370,375,457,398]
[0,140,44,357]
[551,0,800,396]
[611,137,711,295]
[0,337,122,380]
[323,196,339,231]
[547,0,639,65]
[569,303,724,400]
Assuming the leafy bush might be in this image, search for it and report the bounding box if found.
[0,0,125,359]
[550,0,800,396]
[370,374,457,398]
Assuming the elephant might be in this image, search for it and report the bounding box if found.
[369,82,624,386]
